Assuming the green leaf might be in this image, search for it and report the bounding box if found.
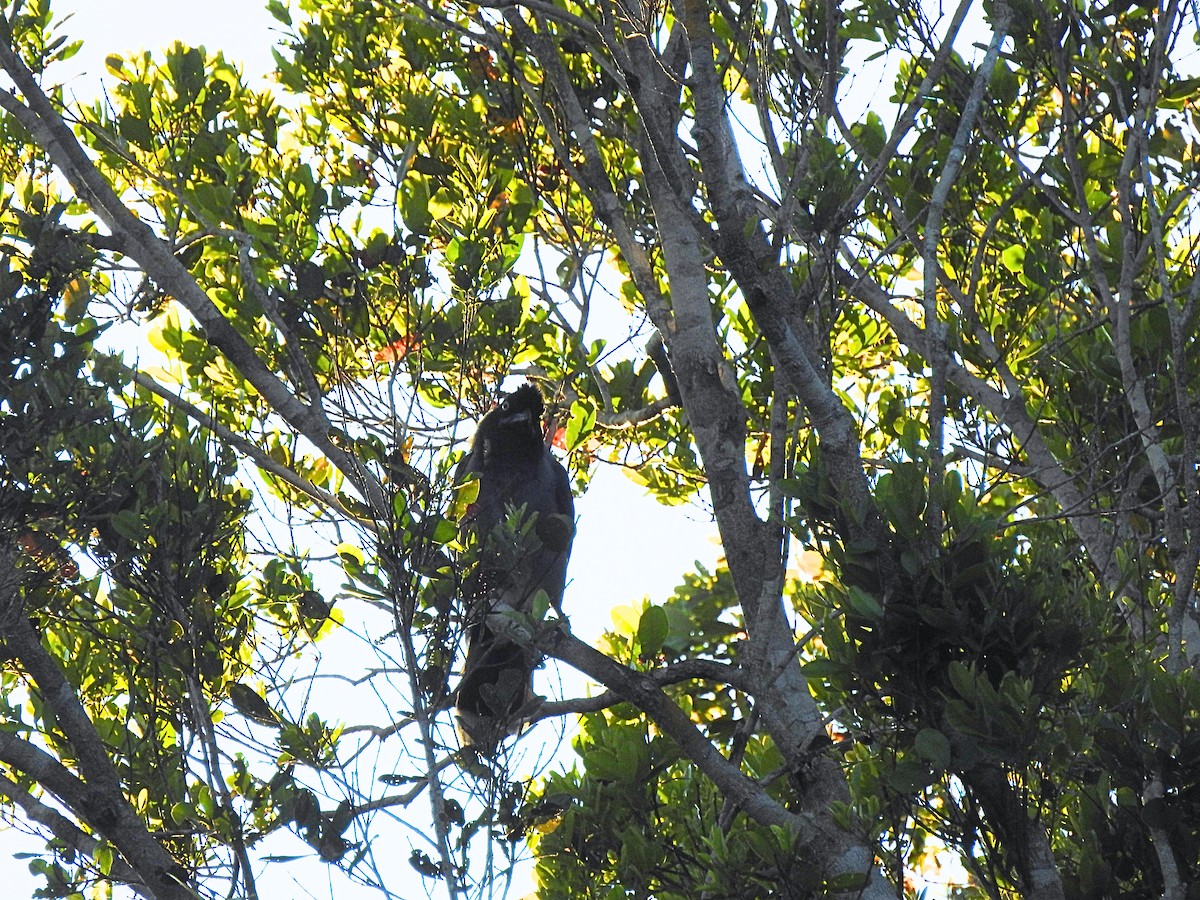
[581,747,622,780]
[610,604,639,637]
[427,188,456,220]
[1149,671,1183,731]
[845,586,883,620]
[886,758,933,793]
[399,175,433,236]
[229,684,279,726]
[1000,244,1025,273]
[95,843,113,876]
[913,728,951,769]
[117,112,155,150]
[336,542,365,567]
[429,516,458,545]
[167,45,206,105]
[450,476,480,520]
[637,605,669,656]
[298,591,330,619]
[564,398,597,451]
[110,509,145,542]
[170,802,193,825]
[801,658,847,680]
[948,661,976,700]
[851,111,886,158]
[265,0,292,24]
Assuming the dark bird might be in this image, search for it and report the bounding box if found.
[455,383,574,754]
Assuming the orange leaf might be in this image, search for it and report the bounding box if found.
[374,333,421,363]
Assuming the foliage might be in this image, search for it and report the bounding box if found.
[2,0,1200,898]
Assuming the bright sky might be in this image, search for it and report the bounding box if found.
[6,2,725,897]
[55,0,280,85]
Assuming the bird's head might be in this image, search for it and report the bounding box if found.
[495,384,545,434]
[476,383,547,460]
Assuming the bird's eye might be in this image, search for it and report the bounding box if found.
[501,400,511,411]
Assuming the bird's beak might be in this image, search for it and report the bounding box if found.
[500,409,532,428]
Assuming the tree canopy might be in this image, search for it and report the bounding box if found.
[2,0,1200,897]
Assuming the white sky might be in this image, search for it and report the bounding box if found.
[55,0,281,85]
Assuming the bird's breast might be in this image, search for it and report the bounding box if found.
[475,455,560,528]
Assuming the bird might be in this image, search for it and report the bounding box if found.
[454,383,574,754]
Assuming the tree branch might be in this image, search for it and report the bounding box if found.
[1,614,194,900]
[535,624,800,830]
[532,657,753,721]
[919,2,1011,544]
[125,368,368,527]
[0,773,152,899]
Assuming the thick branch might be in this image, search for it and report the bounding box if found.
[2,614,193,900]
[0,773,151,899]
[533,657,752,720]
[501,10,674,328]
[535,625,798,829]
[841,263,1133,606]
[840,0,976,215]
[127,368,367,526]
[680,0,890,567]
[534,621,884,893]
[595,396,677,428]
